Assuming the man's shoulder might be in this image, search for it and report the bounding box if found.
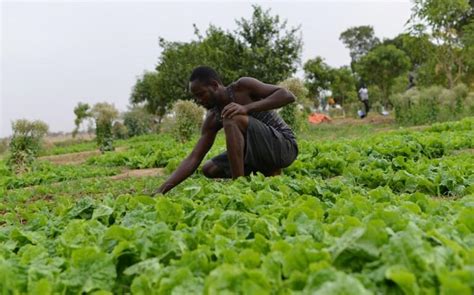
[232,77,258,90]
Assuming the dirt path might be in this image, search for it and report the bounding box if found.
[331,114,395,126]
[109,168,165,180]
[39,146,127,165]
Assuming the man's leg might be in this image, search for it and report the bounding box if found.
[363,100,370,114]
[202,160,229,178]
[222,115,249,179]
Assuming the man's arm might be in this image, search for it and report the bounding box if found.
[221,77,295,118]
[155,114,219,195]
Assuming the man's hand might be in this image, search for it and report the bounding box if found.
[151,187,164,197]
[221,102,248,119]
[152,182,173,196]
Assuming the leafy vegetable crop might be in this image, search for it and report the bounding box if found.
[1,118,473,294]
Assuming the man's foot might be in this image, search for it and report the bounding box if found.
[265,168,282,177]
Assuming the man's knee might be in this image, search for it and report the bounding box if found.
[222,115,249,131]
[202,160,226,178]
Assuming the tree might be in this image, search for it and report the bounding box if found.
[383,32,440,87]
[197,25,243,84]
[410,0,473,87]
[330,66,358,104]
[304,58,358,105]
[152,27,242,113]
[235,5,302,83]
[339,26,380,66]
[132,28,240,119]
[131,5,302,118]
[461,21,474,84]
[130,71,167,121]
[72,102,91,138]
[303,56,334,97]
[385,33,435,69]
[355,45,411,107]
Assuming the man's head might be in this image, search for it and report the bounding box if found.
[189,66,223,109]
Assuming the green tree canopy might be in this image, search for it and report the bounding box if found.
[235,5,302,84]
[410,0,473,87]
[72,102,91,138]
[330,66,358,104]
[385,33,435,69]
[303,56,334,96]
[339,26,380,64]
[130,70,167,121]
[355,45,411,107]
[304,58,357,104]
[130,5,302,117]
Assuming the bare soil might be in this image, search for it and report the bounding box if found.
[39,150,101,165]
[330,114,395,126]
[109,168,165,180]
[43,132,94,144]
[38,146,127,165]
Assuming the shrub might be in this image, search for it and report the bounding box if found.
[112,121,129,140]
[278,78,310,131]
[172,100,205,142]
[279,103,298,130]
[0,138,8,155]
[123,106,154,137]
[91,103,119,152]
[7,119,49,173]
[390,84,474,125]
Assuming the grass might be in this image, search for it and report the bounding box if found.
[297,114,396,141]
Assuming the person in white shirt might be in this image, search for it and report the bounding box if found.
[358,86,369,118]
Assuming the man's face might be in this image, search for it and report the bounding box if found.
[189,80,218,110]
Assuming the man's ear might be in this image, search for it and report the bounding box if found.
[210,79,219,90]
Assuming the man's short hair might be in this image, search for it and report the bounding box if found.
[189,66,222,85]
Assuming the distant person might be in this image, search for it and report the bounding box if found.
[358,86,369,118]
[407,72,416,90]
[318,89,332,113]
[155,66,298,195]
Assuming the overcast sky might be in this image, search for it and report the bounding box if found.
[1,0,411,137]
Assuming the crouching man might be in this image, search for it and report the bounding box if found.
[155,66,298,195]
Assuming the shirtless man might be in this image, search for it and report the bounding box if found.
[156,66,298,194]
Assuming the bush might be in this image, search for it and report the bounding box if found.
[112,121,128,140]
[172,100,205,142]
[390,84,474,125]
[279,103,298,130]
[7,119,49,173]
[367,85,384,108]
[123,106,154,137]
[278,78,310,131]
[0,138,8,155]
[91,103,119,152]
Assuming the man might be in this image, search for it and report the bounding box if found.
[358,85,369,118]
[318,88,332,113]
[155,66,298,194]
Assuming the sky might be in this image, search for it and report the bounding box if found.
[1,0,412,137]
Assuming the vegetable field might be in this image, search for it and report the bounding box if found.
[1,118,473,294]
